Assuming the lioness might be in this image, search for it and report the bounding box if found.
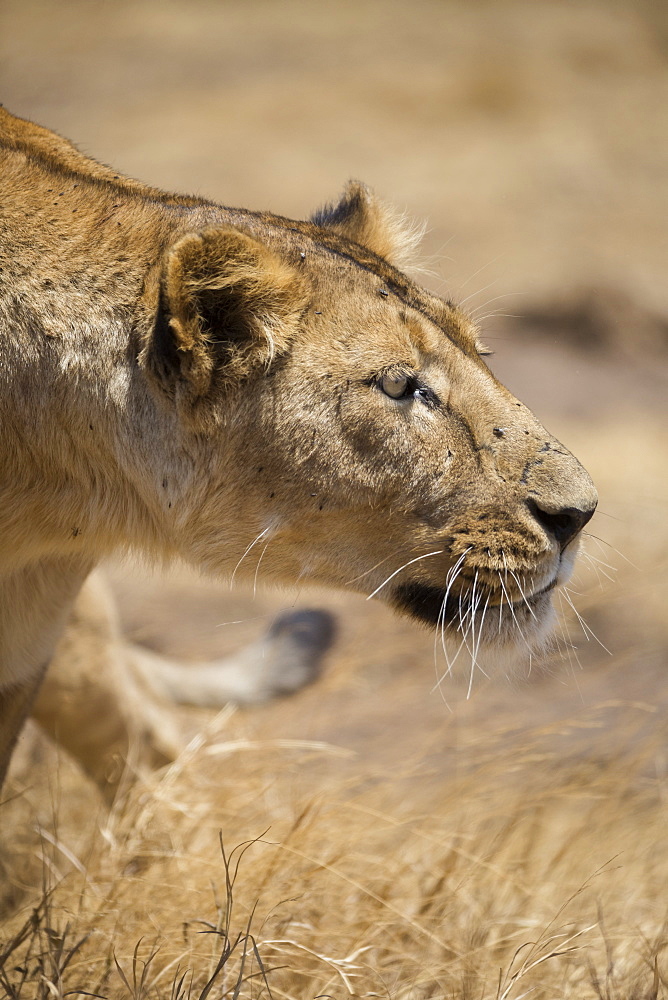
[0,107,596,794]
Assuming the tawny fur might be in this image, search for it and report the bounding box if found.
[0,107,597,792]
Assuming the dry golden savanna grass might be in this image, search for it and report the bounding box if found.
[2,706,668,1000]
[1,691,667,1000]
[1,0,667,996]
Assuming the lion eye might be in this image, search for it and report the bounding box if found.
[381,374,410,399]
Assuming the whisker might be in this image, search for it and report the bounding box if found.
[555,591,585,678]
[253,538,272,597]
[582,532,637,569]
[458,278,502,310]
[453,254,504,294]
[471,310,521,325]
[457,574,479,659]
[469,292,525,321]
[497,570,505,633]
[366,550,442,601]
[433,633,469,692]
[461,574,477,678]
[463,578,483,698]
[344,551,396,586]
[457,581,477,654]
[474,592,490,665]
[457,584,468,638]
[230,526,272,585]
[561,587,612,655]
[586,509,623,522]
[438,552,470,678]
[579,551,616,586]
[468,591,491,699]
[433,595,449,700]
[497,570,533,653]
[580,550,617,573]
[508,568,538,621]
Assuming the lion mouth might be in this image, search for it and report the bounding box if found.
[393,578,557,630]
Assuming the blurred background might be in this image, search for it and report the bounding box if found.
[1,1,667,994]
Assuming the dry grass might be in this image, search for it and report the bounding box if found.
[1,697,667,999]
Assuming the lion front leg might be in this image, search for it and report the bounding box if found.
[31,573,336,801]
[0,674,47,793]
[0,556,93,794]
[31,572,181,800]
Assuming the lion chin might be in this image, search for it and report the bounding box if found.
[392,579,558,671]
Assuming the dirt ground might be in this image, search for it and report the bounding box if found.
[1,1,667,997]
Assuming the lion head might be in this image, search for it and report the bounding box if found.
[139,182,597,671]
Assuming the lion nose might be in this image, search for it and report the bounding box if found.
[528,499,596,550]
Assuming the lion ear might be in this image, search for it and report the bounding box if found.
[311,180,424,270]
[143,227,306,406]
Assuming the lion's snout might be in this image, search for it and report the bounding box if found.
[388,467,597,652]
[526,497,596,552]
